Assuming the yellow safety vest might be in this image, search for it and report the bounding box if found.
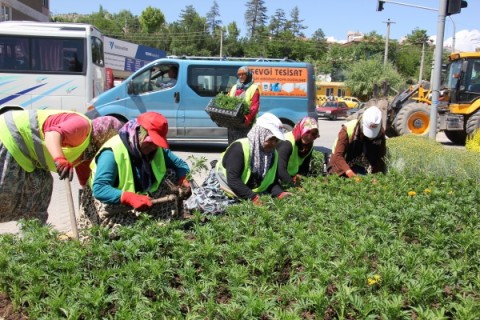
[0,110,91,172]
[90,135,166,194]
[229,83,260,107]
[285,131,313,176]
[217,138,278,193]
[331,119,358,152]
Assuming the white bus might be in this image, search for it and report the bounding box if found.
[0,21,105,114]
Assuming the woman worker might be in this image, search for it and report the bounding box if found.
[184,112,291,215]
[276,117,320,186]
[227,66,260,144]
[0,110,122,223]
[79,112,191,230]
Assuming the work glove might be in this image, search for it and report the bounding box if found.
[244,113,255,127]
[54,156,74,181]
[120,191,152,211]
[292,174,302,186]
[252,195,263,206]
[177,177,192,199]
[277,192,293,200]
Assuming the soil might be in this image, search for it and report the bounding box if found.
[0,293,28,320]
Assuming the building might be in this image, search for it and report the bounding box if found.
[0,0,49,22]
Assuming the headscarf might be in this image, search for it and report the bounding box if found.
[236,66,254,91]
[118,119,155,192]
[291,116,318,153]
[83,116,123,160]
[247,125,275,180]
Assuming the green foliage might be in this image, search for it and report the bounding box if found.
[387,135,480,182]
[213,92,249,115]
[52,9,441,96]
[2,167,480,318]
[139,6,165,33]
[344,57,404,100]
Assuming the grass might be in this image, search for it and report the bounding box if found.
[1,136,479,319]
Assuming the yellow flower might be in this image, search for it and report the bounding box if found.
[367,274,381,286]
[408,191,417,196]
[424,188,431,194]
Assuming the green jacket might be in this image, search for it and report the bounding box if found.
[90,135,166,194]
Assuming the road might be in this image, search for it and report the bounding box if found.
[0,118,453,235]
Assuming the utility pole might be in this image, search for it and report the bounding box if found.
[419,38,428,83]
[383,19,395,66]
[219,26,223,57]
[428,0,447,139]
[449,16,456,52]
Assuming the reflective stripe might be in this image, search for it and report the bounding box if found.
[28,110,48,168]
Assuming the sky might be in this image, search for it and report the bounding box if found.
[50,0,480,52]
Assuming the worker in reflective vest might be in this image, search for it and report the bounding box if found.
[0,110,121,223]
[329,106,387,178]
[277,117,320,186]
[227,66,260,144]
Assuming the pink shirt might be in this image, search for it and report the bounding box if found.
[43,113,90,147]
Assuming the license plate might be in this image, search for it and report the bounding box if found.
[446,115,464,130]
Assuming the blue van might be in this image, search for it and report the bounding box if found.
[86,57,317,142]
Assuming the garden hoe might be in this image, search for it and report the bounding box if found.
[64,179,79,240]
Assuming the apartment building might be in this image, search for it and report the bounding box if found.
[0,0,49,22]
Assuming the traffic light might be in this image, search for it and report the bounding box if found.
[377,0,385,11]
[446,0,467,16]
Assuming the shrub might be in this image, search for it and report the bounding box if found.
[386,135,480,182]
[465,129,480,152]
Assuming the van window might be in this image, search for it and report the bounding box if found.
[188,65,237,97]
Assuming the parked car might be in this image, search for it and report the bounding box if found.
[338,96,362,108]
[346,102,367,117]
[316,101,349,120]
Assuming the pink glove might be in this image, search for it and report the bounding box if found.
[252,195,262,206]
[54,157,74,181]
[120,191,152,211]
[277,192,293,200]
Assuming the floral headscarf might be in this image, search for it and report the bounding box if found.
[236,66,254,90]
[291,117,318,153]
[118,119,155,192]
[83,116,122,160]
[247,125,275,179]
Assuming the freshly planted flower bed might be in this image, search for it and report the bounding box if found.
[1,136,479,318]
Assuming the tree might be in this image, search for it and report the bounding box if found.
[169,6,211,56]
[404,27,429,46]
[206,1,222,34]
[344,57,404,100]
[244,0,268,38]
[287,6,307,37]
[139,6,165,33]
[268,8,287,37]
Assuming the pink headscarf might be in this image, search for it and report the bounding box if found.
[291,117,319,142]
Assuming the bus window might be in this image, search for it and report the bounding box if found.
[91,36,104,67]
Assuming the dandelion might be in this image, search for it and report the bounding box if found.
[368,274,381,286]
[424,188,431,194]
[408,191,417,196]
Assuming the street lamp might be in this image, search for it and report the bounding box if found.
[448,16,456,52]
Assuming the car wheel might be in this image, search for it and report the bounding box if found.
[330,114,337,120]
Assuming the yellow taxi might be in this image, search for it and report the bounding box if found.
[338,96,361,108]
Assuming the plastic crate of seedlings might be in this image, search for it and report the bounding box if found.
[205,93,249,129]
